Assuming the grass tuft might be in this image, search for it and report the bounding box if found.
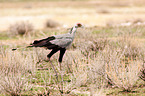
[8,21,34,36]
[45,19,60,28]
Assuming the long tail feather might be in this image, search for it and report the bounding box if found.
[12,45,33,51]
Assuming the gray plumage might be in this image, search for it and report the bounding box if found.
[50,33,73,49]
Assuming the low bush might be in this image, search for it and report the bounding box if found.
[0,48,36,95]
[45,19,59,28]
[9,21,34,36]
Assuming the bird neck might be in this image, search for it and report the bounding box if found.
[69,26,77,36]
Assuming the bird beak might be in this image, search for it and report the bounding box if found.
[81,25,84,28]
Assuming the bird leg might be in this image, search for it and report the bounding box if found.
[48,58,63,95]
[47,49,59,79]
[47,49,59,59]
[59,48,66,70]
[48,58,58,80]
[59,62,62,71]
[58,48,66,94]
[58,61,64,94]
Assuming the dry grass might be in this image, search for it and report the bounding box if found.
[8,21,34,36]
[0,0,145,95]
[0,47,37,95]
[45,19,60,28]
[105,53,143,91]
[0,23,145,95]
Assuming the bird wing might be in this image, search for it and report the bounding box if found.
[50,34,73,48]
[32,36,55,47]
[32,33,73,49]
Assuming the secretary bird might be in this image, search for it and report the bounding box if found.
[12,23,84,70]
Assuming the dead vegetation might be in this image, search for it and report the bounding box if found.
[8,21,34,36]
[0,0,145,95]
[1,25,145,95]
[45,19,60,28]
[0,48,36,95]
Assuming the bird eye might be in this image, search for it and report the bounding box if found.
[77,23,82,27]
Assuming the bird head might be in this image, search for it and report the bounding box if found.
[75,23,84,28]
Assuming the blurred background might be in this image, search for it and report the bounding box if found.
[0,0,145,31]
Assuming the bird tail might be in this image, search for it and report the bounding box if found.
[12,40,47,51]
[12,36,54,51]
[12,45,34,51]
[32,40,47,47]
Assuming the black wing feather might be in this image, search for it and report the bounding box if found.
[32,36,55,47]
